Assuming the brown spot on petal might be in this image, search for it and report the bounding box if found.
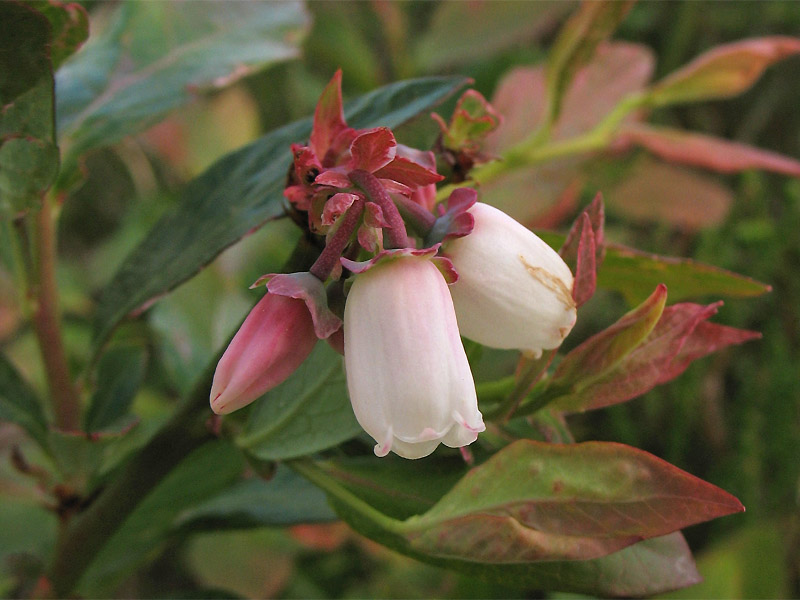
[518,255,576,310]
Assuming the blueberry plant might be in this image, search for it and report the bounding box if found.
[2,1,799,597]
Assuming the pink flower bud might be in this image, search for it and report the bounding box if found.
[444,202,577,357]
[343,256,484,459]
[210,293,317,415]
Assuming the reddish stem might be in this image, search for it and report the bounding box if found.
[32,200,80,431]
[309,197,365,281]
[348,169,410,249]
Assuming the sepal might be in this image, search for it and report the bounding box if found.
[250,272,342,339]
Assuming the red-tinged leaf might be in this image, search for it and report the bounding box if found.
[401,440,743,564]
[322,457,702,595]
[560,192,605,265]
[658,319,761,385]
[310,69,349,161]
[617,123,800,177]
[552,302,761,413]
[374,156,444,188]
[553,302,708,412]
[553,284,667,386]
[544,0,636,126]
[407,513,637,563]
[572,214,596,308]
[647,36,800,107]
[349,127,397,173]
[608,159,733,230]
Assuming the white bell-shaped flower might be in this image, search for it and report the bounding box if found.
[444,202,577,357]
[343,255,484,459]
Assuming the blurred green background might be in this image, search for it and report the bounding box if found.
[2,1,798,598]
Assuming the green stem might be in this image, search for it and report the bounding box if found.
[288,458,407,535]
[475,376,516,404]
[436,91,646,203]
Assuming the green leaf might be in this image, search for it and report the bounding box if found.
[323,455,469,520]
[599,243,772,305]
[237,343,361,461]
[0,494,58,560]
[55,1,311,164]
[539,232,771,304]
[76,440,244,597]
[84,344,148,433]
[174,465,336,531]
[413,1,573,71]
[400,440,742,563]
[663,522,789,600]
[544,0,635,127]
[0,353,49,448]
[0,2,59,216]
[646,37,800,108]
[92,75,467,350]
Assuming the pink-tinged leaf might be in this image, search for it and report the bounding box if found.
[554,284,667,385]
[348,127,397,173]
[373,156,444,188]
[608,159,733,230]
[571,214,597,308]
[483,43,653,224]
[544,1,637,126]
[402,440,743,563]
[310,69,350,160]
[617,123,800,177]
[648,36,800,107]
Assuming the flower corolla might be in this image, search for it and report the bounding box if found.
[343,254,485,459]
[443,202,577,357]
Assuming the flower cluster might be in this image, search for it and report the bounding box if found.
[210,72,577,459]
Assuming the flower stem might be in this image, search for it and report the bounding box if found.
[349,169,410,249]
[29,199,80,431]
[309,197,365,281]
[288,458,407,535]
[392,194,436,237]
